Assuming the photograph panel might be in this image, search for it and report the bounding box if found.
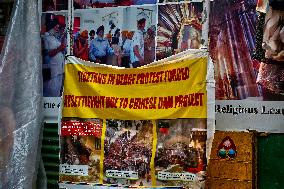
[156,2,203,60]
[59,118,103,183]
[209,0,284,101]
[41,13,67,97]
[73,5,157,67]
[155,118,207,188]
[73,0,158,9]
[104,120,153,186]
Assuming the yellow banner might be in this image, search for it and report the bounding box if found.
[62,56,207,120]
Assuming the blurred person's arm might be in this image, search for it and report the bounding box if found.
[74,42,88,57]
[48,43,66,57]
[89,41,98,62]
[106,42,115,55]
[132,32,144,64]
[133,45,144,64]
[273,50,284,61]
[43,35,66,57]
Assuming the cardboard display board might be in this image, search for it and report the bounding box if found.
[206,131,256,189]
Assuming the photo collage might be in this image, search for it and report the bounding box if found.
[59,118,207,188]
[41,0,205,97]
[41,0,284,101]
[44,1,208,186]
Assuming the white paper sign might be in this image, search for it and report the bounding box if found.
[60,164,88,176]
[157,172,196,181]
[43,97,61,123]
[216,100,284,133]
[106,170,139,179]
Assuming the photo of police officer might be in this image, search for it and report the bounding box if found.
[73,5,157,67]
[89,25,114,64]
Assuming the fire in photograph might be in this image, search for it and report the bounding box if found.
[155,119,207,188]
[59,118,102,183]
